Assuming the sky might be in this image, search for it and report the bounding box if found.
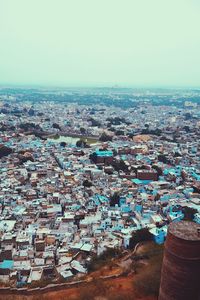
[0,0,200,88]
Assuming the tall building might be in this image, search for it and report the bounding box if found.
[159,221,200,300]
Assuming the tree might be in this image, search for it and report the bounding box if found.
[129,228,153,249]
[111,159,128,173]
[80,127,86,134]
[99,132,113,142]
[128,132,135,138]
[76,140,86,148]
[110,192,120,207]
[52,123,61,130]
[60,142,67,147]
[157,154,169,164]
[106,117,126,125]
[182,206,198,221]
[115,130,124,136]
[152,164,163,176]
[0,145,12,158]
[28,108,35,116]
[141,128,162,136]
[87,248,121,272]
[112,149,118,156]
[88,118,101,127]
[184,113,192,120]
[89,152,97,163]
[83,180,92,188]
[183,125,190,133]
[19,122,41,132]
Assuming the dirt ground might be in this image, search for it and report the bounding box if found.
[0,243,160,300]
[0,274,157,300]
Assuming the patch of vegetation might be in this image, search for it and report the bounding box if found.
[0,145,12,158]
[111,159,129,173]
[19,122,41,131]
[129,228,153,249]
[133,242,163,298]
[99,132,113,142]
[88,248,122,272]
[182,206,198,221]
[157,154,170,164]
[80,127,86,134]
[88,118,101,127]
[52,123,61,130]
[110,192,120,207]
[83,179,92,188]
[60,141,67,147]
[141,128,162,136]
[76,140,87,148]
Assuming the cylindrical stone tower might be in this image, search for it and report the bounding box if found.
[159,221,200,300]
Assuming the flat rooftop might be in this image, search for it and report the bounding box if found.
[169,221,200,241]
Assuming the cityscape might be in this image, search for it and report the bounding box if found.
[1,0,200,299]
[0,87,199,299]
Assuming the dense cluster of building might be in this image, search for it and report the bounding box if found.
[0,94,199,287]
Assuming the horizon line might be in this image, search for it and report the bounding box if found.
[0,83,200,90]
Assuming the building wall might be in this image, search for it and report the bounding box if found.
[159,222,200,300]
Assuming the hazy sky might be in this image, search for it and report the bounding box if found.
[0,0,200,87]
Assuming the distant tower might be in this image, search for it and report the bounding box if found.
[159,221,200,300]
